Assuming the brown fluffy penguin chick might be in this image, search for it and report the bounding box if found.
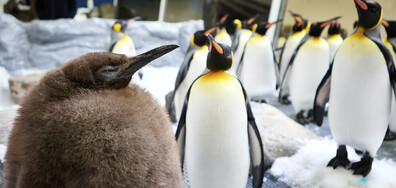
[3,45,185,188]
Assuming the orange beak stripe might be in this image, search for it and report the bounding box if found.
[127,19,136,26]
[212,41,223,54]
[355,0,368,10]
[220,15,227,23]
[205,27,216,35]
[265,23,276,29]
[247,17,256,25]
[382,20,389,27]
[320,20,334,28]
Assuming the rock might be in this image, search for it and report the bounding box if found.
[250,102,320,170]
[165,91,177,122]
[8,73,44,104]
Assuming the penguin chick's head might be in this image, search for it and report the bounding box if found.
[382,19,396,39]
[112,16,141,33]
[354,0,382,30]
[255,21,281,35]
[206,34,233,71]
[309,17,341,37]
[62,45,178,90]
[328,22,342,35]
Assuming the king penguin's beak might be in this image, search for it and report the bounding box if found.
[206,34,223,54]
[119,45,179,77]
[320,16,342,28]
[382,20,389,27]
[127,16,141,26]
[355,0,368,11]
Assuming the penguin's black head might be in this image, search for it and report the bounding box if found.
[206,34,233,71]
[354,0,382,30]
[309,17,341,37]
[241,14,260,30]
[63,45,178,90]
[112,16,141,33]
[382,19,396,39]
[328,22,341,35]
[255,21,280,35]
[289,11,309,32]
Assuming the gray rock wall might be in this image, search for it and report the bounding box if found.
[0,13,203,75]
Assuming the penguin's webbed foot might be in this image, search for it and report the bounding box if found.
[296,111,308,125]
[327,145,350,169]
[280,95,291,105]
[384,127,396,141]
[252,98,267,104]
[349,152,373,177]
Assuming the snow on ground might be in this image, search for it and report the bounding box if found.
[270,138,396,188]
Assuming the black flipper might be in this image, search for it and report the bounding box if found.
[278,36,309,101]
[313,63,333,126]
[365,27,396,97]
[272,47,280,88]
[238,79,264,188]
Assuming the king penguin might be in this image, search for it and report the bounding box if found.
[110,17,143,84]
[228,15,259,75]
[176,34,264,188]
[238,21,281,103]
[313,0,396,176]
[326,20,344,64]
[171,28,215,122]
[278,11,311,104]
[214,14,233,47]
[382,19,396,140]
[281,17,339,124]
[3,45,185,187]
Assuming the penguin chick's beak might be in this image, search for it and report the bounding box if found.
[382,20,389,27]
[206,34,223,54]
[127,16,141,26]
[119,45,179,77]
[320,16,342,28]
[204,27,216,35]
[355,0,368,10]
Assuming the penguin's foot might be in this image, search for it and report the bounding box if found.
[296,111,308,125]
[327,145,350,169]
[252,98,267,104]
[384,128,396,141]
[280,96,291,105]
[307,109,315,123]
[349,152,373,177]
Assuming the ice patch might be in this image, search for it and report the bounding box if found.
[0,144,6,161]
[270,139,396,188]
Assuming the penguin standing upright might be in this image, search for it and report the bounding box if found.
[176,34,264,188]
[327,20,343,64]
[238,21,280,102]
[214,15,233,47]
[281,17,339,124]
[3,45,185,187]
[171,28,215,121]
[110,17,143,84]
[228,15,258,75]
[314,0,396,177]
[382,19,396,139]
[278,12,310,104]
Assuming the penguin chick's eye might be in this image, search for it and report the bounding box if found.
[95,66,121,82]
